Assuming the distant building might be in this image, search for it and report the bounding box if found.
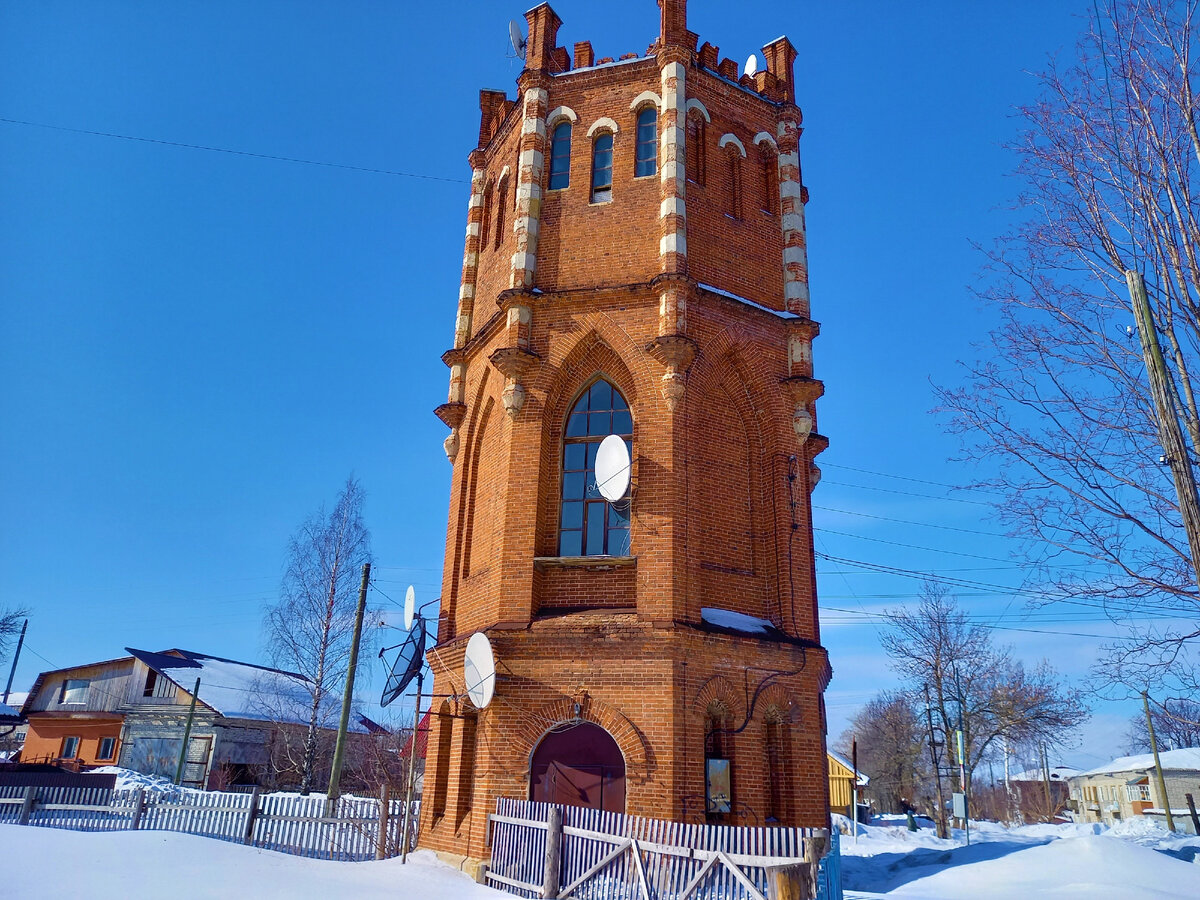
[827,751,868,818]
[1068,748,1200,831]
[19,647,375,788]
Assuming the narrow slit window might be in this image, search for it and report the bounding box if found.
[759,146,777,214]
[548,122,572,190]
[686,115,705,185]
[591,133,614,203]
[635,108,657,177]
[480,182,493,249]
[727,152,743,220]
[494,178,508,250]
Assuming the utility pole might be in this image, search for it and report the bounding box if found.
[1127,270,1200,576]
[174,677,201,786]
[1143,691,1176,833]
[924,684,947,838]
[3,619,27,705]
[851,736,859,847]
[400,669,423,863]
[328,562,371,802]
[1040,743,1052,820]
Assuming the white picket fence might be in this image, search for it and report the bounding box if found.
[0,783,416,861]
[487,798,842,900]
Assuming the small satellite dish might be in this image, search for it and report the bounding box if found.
[595,434,631,503]
[509,19,527,60]
[380,620,426,708]
[463,632,496,709]
[403,585,416,631]
[745,53,760,77]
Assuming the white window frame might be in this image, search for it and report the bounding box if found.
[60,735,80,758]
[97,736,116,760]
[60,679,89,704]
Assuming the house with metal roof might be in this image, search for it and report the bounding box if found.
[1068,748,1200,833]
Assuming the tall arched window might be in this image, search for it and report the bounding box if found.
[480,181,493,250]
[494,177,508,250]
[591,133,614,203]
[560,380,632,556]
[548,122,572,190]
[758,145,777,215]
[686,113,706,185]
[726,150,743,220]
[634,107,657,177]
[704,700,734,821]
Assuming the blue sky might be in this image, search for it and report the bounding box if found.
[0,1,1139,768]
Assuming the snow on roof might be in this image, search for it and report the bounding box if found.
[3,692,28,708]
[126,648,355,729]
[1010,766,1081,782]
[1076,747,1200,778]
[0,701,22,721]
[828,750,870,785]
[700,607,786,638]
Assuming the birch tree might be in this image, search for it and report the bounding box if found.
[264,477,372,794]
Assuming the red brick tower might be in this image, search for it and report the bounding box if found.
[421,0,829,866]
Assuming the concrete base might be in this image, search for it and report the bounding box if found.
[431,848,489,884]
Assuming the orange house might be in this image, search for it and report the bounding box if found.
[19,656,131,768]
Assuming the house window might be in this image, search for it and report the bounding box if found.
[559,380,632,557]
[548,121,572,190]
[98,737,116,760]
[143,670,158,697]
[60,679,89,704]
[634,107,657,177]
[686,113,705,184]
[591,133,614,203]
[60,736,80,758]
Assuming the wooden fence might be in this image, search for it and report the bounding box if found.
[487,798,843,900]
[0,783,418,861]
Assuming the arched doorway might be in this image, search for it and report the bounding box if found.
[529,721,625,813]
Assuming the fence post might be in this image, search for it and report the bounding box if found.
[1186,793,1200,835]
[765,863,815,900]
[376,783,391,860]
[242,786,261,845]
[18,786,35,826]
[130,789,146,830]
[542,805,563,900]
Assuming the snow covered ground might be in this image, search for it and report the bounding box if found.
[1,811,1196,898]
[0,827,505,899]
[841,815,1200,899]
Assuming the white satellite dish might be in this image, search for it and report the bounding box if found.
[509,20,527,60]
[745,53,760,77]
[595,434,631,503]
[463,632,496,709]
[403,585,416,631]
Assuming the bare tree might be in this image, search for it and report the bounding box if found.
[837,691,931,817]
[263,477,372,794]
[1125,696,1200,751]
[881,584,1088,798]
[936,0,1200,697]
[0,607,28,674]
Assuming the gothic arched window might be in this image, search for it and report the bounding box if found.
[559,380,632,557]
[548,122,572,190]
[634,107,658,177]
[591,132,614,203]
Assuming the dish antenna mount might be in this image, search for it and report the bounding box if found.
[745,53,760,78]
[463,632,496,709]
[509,20,527,61]
[379,619,426,708]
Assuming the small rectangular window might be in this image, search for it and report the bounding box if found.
[143,670,158,697]
[60,736,80,758]
[60,679,89,704]
[548,122,572,190]
[98,737,116,760]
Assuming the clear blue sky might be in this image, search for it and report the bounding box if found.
[1,1,1133,768]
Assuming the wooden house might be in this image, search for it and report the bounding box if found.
[828,751,869,818]
[19,647,372,788]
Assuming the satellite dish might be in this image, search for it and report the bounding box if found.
[745,53,760,77]
[509,20,527,60]
[403,585,416,631]
[463,632,496,709]
[595,434,631,503]
[380,620,426,708]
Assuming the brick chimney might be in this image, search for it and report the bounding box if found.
[658,0,688,48]
[762,35,798,104]
[524,3,563,73]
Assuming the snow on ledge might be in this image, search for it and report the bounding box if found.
[697,283,800,320]
[700,607,776,635]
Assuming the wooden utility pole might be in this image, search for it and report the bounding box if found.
[400,669,423,863]
[1142,691,1176,832]
[924,684,948,838]
[174,677,201,786]
[3,618,27,705]
[1040,743,1052,820]
[328,562,371,801]
[1127,270,1200,577]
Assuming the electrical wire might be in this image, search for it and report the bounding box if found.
[0,117,469,184]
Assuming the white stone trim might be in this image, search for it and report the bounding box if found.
[629,90,663,112]
[660,197,686,219]
[546,105,579,127]
[466,222,480,237]
[783,245,807,265]
[497,165,511,183]
[685,98,710,122]
[587,116,620,137]
[780,180,803,200]
[718,133,746,157]
[753,131,778,151]
[660,232,687,257]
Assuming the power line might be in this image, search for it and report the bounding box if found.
[815,505,1008,538]
[822,480,993,506]
[819,528,1017,563]
[0,117,469,184]
[820,462,1005,495]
